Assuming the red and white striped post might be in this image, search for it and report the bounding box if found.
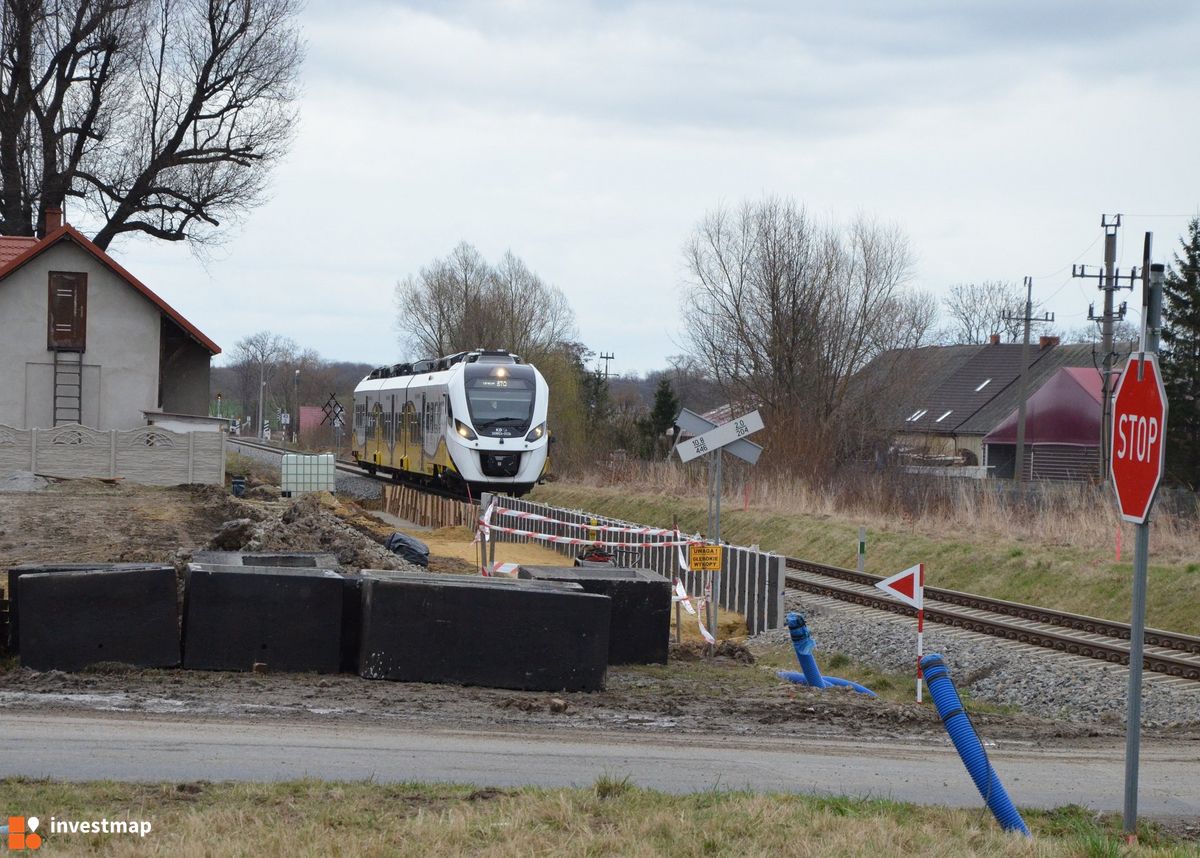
[916,563,925,703]
[875,563,926,703]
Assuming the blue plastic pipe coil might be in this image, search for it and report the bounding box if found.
[921,653,1030,837]
[784,612,876,697]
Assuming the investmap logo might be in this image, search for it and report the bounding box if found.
[5,814,152,849]
[6,817,41,851]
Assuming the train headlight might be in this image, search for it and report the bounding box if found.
[455,419,477,440]
[525,422,546,442]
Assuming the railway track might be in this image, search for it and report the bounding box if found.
[228,437,469,500]
[785,558,1200,682]
[226,438,1200,682]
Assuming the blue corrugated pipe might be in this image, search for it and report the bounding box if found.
[776,670,877,697]
[783,612,876,697]
[921,653,1030,837]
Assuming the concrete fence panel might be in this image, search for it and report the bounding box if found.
[0,423,225,486]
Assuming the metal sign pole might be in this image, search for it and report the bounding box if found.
[1122,259,1163,839]
[673,408,765,648]
[713,450,722,640]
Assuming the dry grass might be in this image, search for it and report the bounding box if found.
[579,461,1200,559]
[0,779,1190,857]
[531,467,1200,634]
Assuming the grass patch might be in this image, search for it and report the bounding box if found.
[530,482,1200,635]
[0,778,1189,856]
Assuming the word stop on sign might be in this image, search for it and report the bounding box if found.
[1115,415,1160,464]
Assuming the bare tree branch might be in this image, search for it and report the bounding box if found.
[0,0,302,247]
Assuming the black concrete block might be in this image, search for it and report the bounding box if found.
[339,576,364,674]
[182,565,344,673]
[518,566,672,665]
[18,567,179,671]
[6,563,167,654]
[190,551,339,568]
[358,571,610,691]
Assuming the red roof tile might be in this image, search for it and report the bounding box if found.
[0,235,38,266]
[0,225,219,355]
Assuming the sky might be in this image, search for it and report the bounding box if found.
[85,0,1200,376]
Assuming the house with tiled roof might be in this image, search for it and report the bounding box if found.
[0,210,220,431]
[863,335,1131,479]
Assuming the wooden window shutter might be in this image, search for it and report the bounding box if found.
[47,271,88,351]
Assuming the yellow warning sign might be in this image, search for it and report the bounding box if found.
[689,544,722,571]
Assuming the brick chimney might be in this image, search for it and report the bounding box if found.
[1039,335,1060,349]
[988,333,1001,345]
[43,207,63,233]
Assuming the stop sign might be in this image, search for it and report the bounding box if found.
[1110,354,1168,523]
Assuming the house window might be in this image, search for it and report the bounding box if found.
[936,410,953,422]
[974,378,991,392]
[906,409,928,422]
[47,271,87,351]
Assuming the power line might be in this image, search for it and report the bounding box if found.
[1071,214,1137,475]
[1003,276,1055,484]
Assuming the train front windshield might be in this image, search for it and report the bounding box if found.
[466,377,534,430]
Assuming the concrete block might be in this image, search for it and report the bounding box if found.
[18,566,179,671]
[518,566,672,665]
[182,564,344,673]
[190,551,339,568]
[358,571,610,692]
[5,563,168,654]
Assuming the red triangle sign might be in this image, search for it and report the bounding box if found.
[875,564,923,609]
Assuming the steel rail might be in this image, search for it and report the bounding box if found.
[785,558,1200,655]
[785,563,1200,681]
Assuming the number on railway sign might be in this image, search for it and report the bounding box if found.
[675,410,764,463]
[1110,354,1168,524]
[689,544,722,571]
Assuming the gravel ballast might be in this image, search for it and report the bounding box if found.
[754,594,1200,729]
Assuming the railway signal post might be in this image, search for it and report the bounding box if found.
[1111,259,1167,840]
[674,408,764,641]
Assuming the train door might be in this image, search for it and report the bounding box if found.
[418,393,426,473]
[388,394,396,465]
[371,401,384,463]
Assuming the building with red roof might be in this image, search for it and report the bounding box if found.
[983,367,1104,481]
[0,210,220,430]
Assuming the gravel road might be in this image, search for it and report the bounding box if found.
[3,711,1198,817]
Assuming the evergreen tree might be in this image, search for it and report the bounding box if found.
[1160,218,1200,488]
[637,379,680,458]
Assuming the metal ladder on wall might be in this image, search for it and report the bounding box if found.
[52,350,83,426]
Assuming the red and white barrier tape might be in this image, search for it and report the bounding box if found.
[478,521,699,548]
[491,507,677,536]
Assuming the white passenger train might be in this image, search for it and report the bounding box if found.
[352,350,549,498]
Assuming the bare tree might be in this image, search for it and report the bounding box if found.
[939,281,1024,344]
[229,330,290,436]
[681,199,917,419]
[0,0,303,247]
[395,243,577,361]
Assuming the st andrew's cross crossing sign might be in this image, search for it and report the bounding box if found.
[676,410,764,463]
[1110,354,1168,524]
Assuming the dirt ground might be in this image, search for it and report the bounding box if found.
[2,477,1197,750]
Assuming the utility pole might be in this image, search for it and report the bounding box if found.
[1003,276,1054,483]
[598,352,615,380]
[1073,214,1136,474]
